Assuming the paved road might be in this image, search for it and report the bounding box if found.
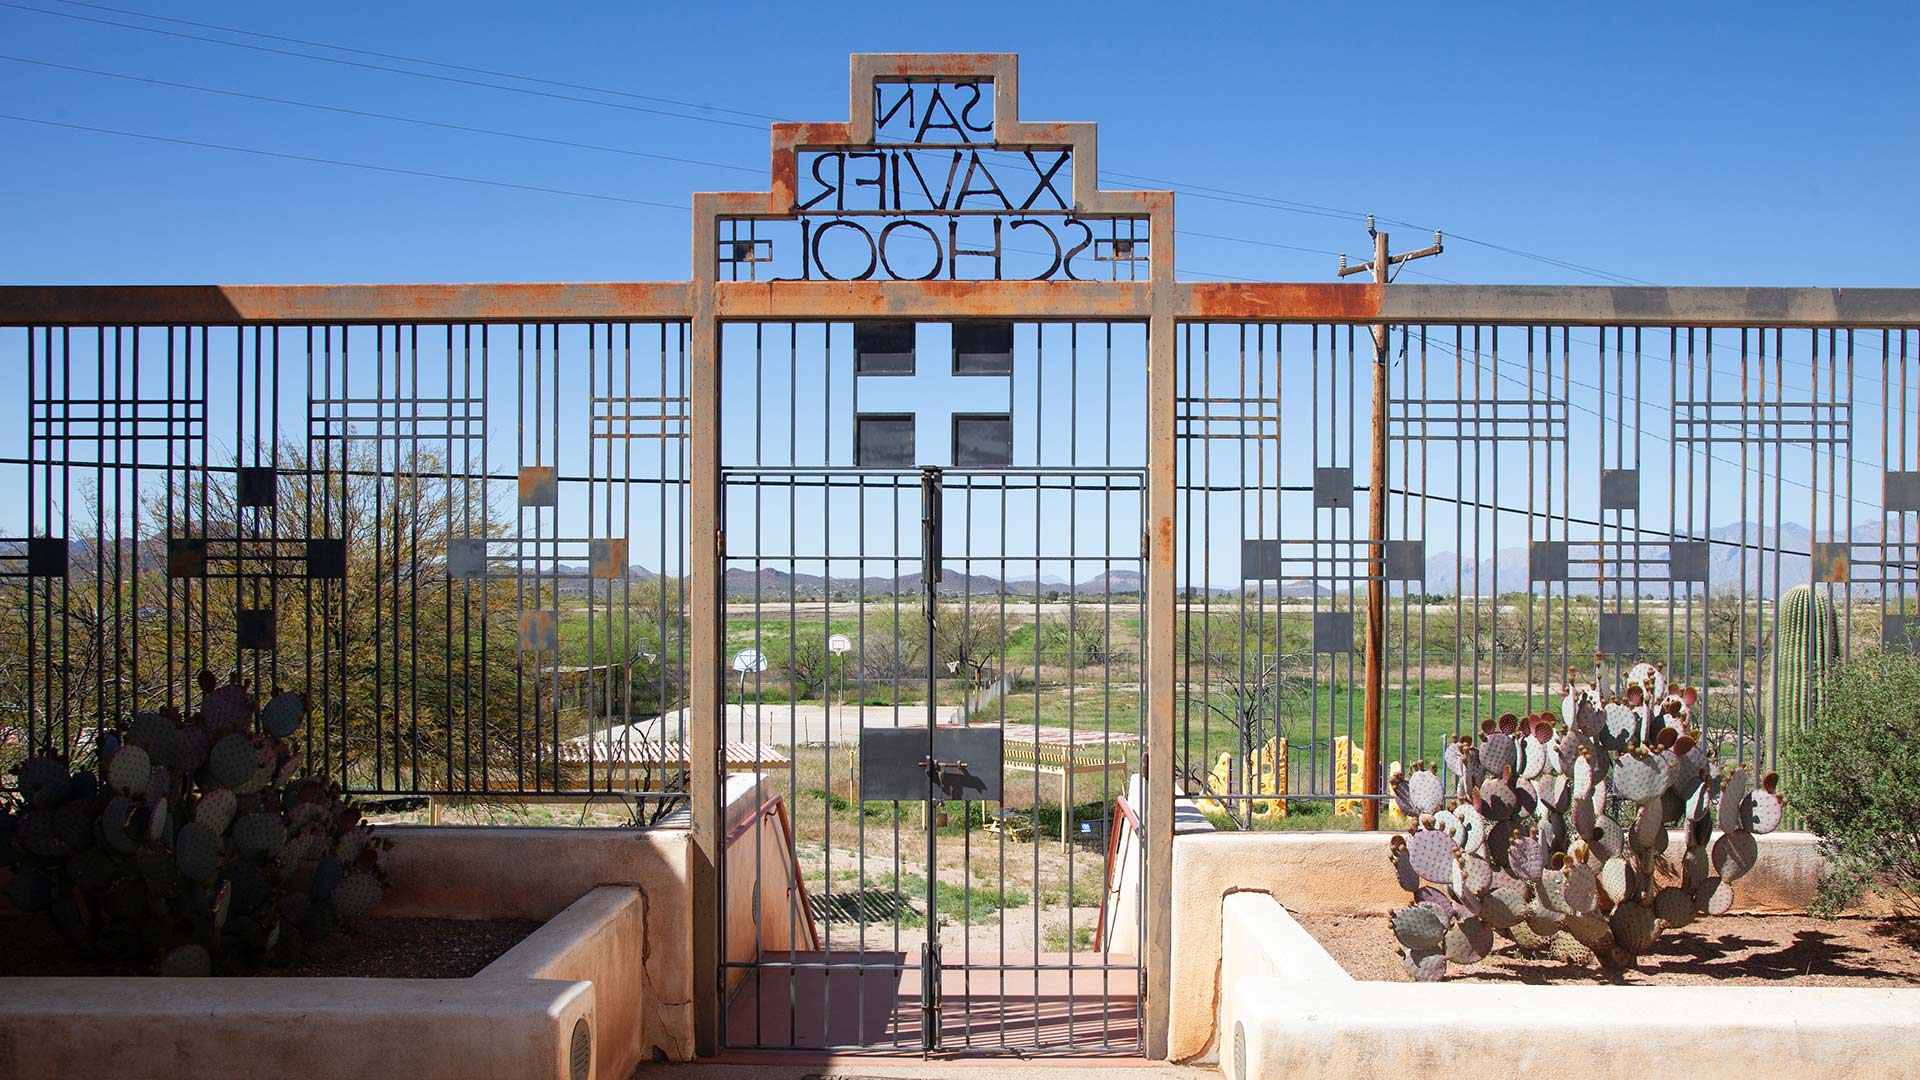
[594,703,967,750]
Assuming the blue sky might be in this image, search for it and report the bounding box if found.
[0,2,1914,591]
[1,1,1915,287]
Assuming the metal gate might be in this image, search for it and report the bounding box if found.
[716,319,1147,1052]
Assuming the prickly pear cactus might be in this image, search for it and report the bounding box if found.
[0,672,389,975]
[1384,664,1782,978]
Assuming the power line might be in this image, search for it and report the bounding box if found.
[43,0,782,123]
[0,1,768,131]
[0,54,766,175]
[0,112,691,210]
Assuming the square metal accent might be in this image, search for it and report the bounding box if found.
[855,413,915,467]
[1241,539,1283,581]
[854,321,916,375]
[447,538,487,580]
[25,537,67,578]
[1668,541,1710,583]
[1529,540,1569,582]
[859,725,1004,802]
[519,466,558,508]
[236,466,277,508]
[167,538,208,579]
[951,413,1012,468]
[1313,467,1353,509]
[1599,613,1639,655]
[1600,469,1639,512]
[1314,611,1354,654]
[236,608,276,651]
[1384,540,1425,582]
[589,539,628,579]
[305,538,347,579]
[1886,471,1920,512]
[1810,542,1849,583]
[953,321,1014,375]
[518,610,557,652]
[1886,614,1916,653]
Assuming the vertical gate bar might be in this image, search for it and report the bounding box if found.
[688,214,721,1054]
[1144,235,1176,1059]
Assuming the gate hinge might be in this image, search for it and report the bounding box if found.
[1141,529,1151,559]
[715,529,725,558]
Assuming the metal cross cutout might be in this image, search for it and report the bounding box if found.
[852,321,1015,468]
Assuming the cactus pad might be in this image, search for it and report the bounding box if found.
[1610,901,1657,954]
[331,872,384,920]
[232,812,288,859]
[208,733,256,789]
[1507,833,1545,880]
[1407,768,1445,814]
[160,943,212,978]
[18,755,72,807]
[174,821,220,882]
[1696,875,1733,916]
[1406,828,1459,883]
[1390,841,1421,894]
[195,787,237,833]
[1563,862,1599,914]
[1479,777,1518,821]
[1611,748,1670,804]
[202,684,254,732]
[1712,829,1759,881]
[1599,702,1638,751]
[106,744,152,797]
[1445,917,1493,965]
[1654,885,1695,927]
[1717,767,1751,828]
[1747,786,1784,835]
[1404,947,1449,981]
[259,691,305,738]
[1479,733,1517,777]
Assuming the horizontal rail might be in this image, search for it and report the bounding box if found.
[0,282,693,326]
[9,281,1920,328]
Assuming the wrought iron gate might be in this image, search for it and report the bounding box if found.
[716,319,1147,1052]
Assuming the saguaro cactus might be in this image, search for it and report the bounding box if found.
[1773,584,1838,747]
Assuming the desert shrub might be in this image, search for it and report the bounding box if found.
[1,673,389,975]
[1386,662,1783,979]
[1784,648,1920,919]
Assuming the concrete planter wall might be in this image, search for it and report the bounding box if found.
[1171,829,1895,1063]
[0,824,695,1079]
[1216,891,1920,1080]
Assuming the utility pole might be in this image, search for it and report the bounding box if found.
[1339,216,1441,830]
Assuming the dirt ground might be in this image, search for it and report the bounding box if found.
[0,915,540,978]
[1297,912,1920,986]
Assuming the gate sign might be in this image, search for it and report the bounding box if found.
[708,54,1168,285]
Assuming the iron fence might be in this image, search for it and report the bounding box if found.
[1176,321,1920,825]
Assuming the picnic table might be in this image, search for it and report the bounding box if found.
[558,735,791,789]
[1000,725,1140,848]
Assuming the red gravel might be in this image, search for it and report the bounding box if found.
[0,914,542,979]
[1297,912,1920,986]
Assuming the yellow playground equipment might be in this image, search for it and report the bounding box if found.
[1192,735,1370,823]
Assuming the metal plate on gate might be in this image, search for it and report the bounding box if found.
[860,725,1003,802]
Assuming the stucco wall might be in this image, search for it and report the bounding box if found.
[1170,829,1878,1062]
[377,823,695,1061]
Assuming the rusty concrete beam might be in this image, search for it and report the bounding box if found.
[713,279,1151,320]
[0,283,693,326]
[1385,284,1920,328]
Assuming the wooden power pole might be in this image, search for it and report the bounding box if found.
[1339,217,1441,830]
